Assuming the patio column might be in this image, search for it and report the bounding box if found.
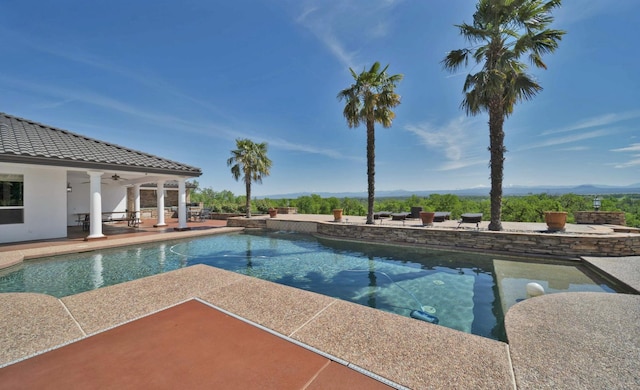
[154,180,167,227]
[87,171,105,239]
[133,184,141,222]
[177,178,188,230]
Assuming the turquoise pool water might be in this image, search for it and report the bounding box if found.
[0,231,618,340]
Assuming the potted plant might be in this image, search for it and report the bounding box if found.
[333,209,343,222]
[268,207,277,218]
[419,210,436,226]
[544,210,567,231]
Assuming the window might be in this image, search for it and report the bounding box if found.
[0,174,24,224]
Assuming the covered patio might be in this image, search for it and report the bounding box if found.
[0,112,203,243]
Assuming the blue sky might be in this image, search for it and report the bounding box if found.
[2,0,639,196]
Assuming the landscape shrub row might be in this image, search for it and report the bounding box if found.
[189,190,640,227]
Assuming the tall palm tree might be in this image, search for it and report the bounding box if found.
[227,138,272,218]
[442,0,565,231]
[338,62,403,224]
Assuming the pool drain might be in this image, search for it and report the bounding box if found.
[421,305,436,314]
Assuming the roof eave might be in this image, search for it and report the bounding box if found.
[0,154,202,177]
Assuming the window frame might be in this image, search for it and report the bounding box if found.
[0,174,25,225]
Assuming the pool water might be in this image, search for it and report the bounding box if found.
[0,231,618,341]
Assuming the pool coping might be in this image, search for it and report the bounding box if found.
[1,218,639,388]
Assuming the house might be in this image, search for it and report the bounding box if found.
[0,112,202,244]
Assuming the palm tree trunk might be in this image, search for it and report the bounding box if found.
[488,106,505,231]
[366,120,376,224]
[245,178,252,218]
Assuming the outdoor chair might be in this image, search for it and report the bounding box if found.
[128,211,140,228]
[198,209,212,221]
[457,213,483,228]
[391,212,411,221]
[433,212,451,222]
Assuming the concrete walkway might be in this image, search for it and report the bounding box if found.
[0,215,638,389]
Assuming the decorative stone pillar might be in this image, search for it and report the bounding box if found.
[574,211,626,225]
[154,180,167,227]
[87,171,106,239]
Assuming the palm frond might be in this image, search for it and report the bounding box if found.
[442,49,471,72]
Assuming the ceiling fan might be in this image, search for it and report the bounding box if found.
[81,174,123,184]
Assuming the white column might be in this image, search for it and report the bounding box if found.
[87,171,105,239]
[134,184,141,222]
[177,178,188,230]
[154,180,167,227]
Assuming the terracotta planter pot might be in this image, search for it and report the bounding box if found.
[268,209,277,218]
[544,211,567,231]
[333,209,343,222]
[420,211,435,226]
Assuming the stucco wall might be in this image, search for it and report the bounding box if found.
[66,180,127,226]
[0,164,67,243]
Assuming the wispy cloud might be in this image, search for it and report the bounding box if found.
[404,116,486,171]
[611,143,640,153]
[290,0,401,69]
[612,158,640,169]
[2,40,360,163]
[1,25,232,121]
[35,98,76,110]
[294,3,357,69]
[611,143,640,168]
[0,76,241,140]
[57,53,230,119]
[520,129,611,151]
[556,145,589,152]
[268,138,364,162]
[541,110,640,135]
[555,0,637,25]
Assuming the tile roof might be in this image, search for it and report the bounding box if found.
[0,112,201,176]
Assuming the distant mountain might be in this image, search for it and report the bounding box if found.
[261,184,640,199]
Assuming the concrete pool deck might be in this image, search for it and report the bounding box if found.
[0,215,639,389]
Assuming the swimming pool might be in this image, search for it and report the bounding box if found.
[0,231,619,341]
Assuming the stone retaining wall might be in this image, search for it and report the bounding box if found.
[208,213,244,220]
[316,223,640,258]
[226,217,640,258]
[227,217,267,229]
[574,211,626,225]
[267,219,317,233]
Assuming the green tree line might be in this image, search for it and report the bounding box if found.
[189,186,640,228]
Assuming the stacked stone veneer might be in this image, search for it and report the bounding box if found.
[227,218,316,232]
[140,190,179,207]
[315,223,640,258]
[227,218,640,258]
[227,218,267,229]
[574,211,626,225]
[267,219,317,233]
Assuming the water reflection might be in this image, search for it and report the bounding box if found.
[91,254,103,289]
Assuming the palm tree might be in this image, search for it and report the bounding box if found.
[442,0,565,231]
[338,62,403,224]
[227,138,272,218]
